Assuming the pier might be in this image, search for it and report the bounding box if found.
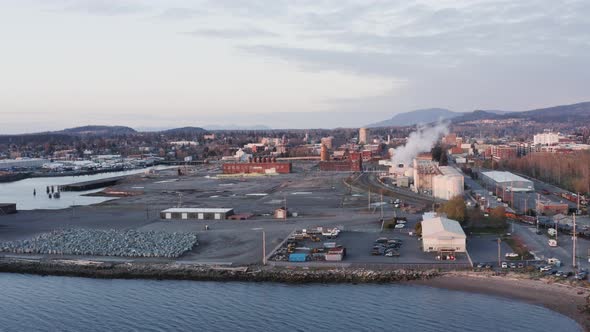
[59,176,125,192]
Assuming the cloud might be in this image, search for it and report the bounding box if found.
[155,8,202,20]
[186,28,278,39]
[54,0,148,16]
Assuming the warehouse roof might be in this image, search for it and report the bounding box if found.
[422,217,466,239]
[161,208,234,213]
[481,171,531,183]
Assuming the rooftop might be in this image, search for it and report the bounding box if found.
[481,171,531,184]
[422,217,466,239]
[161,208,234,213]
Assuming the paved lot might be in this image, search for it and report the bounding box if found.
[467,235,512,264]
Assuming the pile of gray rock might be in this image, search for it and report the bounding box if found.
[0,229,198,258]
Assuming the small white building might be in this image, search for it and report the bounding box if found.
[160,208,234,220]
[421,217,466,253]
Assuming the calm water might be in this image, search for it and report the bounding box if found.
[0,168,161,210]
[0,274,581,332]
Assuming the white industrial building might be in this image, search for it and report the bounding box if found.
[160,208,235,220]
[432,166,464,200]
[0,158,49,169]
[421,216,466,253]
[533,132,560,146]
[481,171,534,192]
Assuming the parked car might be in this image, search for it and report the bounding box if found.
[555,271,564,277]
[375,237,389,244]
[501,262,508,269]
[509,262,517,269]
[505,253,518,258]
[394,224,405,229]
[575,271,588,280]
[544,269,558,276]
[371,246,385,255]
[517,263,524,268]
[539,265,552,272]
[485,263,493,269]
[385,249,400,257]
[476,263,485,269]
[387,243,401,250]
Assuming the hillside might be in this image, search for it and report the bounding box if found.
[159,127,207,135]
[59,125,137,136]
[367,108,459,127]
[450,102,590,124]
[506,102,590,123]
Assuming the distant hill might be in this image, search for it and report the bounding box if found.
[204,124,272,130]
[506,101,590,123]
[450,110,503,123]
[159,127,207,135]
[367,108,459,127]
[58,125,136,136]
[450,101,590,124]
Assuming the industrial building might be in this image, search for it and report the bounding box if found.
[432,167,464,200]
[421,216,466,253]
[160,208,235,220]
[536,201,569,216]
[412,159,464,200]
[0,158,49,170]
[320,144,329,161]
[481,171,534,192]
[319,152,362,172]
[413,159,438,193]
[223,157,292,174]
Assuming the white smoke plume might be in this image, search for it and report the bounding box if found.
[390,122,449,166]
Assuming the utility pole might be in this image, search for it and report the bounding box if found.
[524,197,528,215]
[511,181,514,209]
[284,193,287,221]
[368,188,371,211]
[262,230,267,265]
[573,213,577,269]
[380,193,384,220]
[497,238,502,267]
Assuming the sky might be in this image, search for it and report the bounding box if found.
[1,0,589,133]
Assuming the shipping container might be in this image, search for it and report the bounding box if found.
[288,253,309,262]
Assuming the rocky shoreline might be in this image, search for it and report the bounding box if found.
[0,258,439,283]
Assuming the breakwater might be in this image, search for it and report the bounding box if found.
[0,258,439,283]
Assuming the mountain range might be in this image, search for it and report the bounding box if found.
[367,102,590,128]
[367,108,461,127]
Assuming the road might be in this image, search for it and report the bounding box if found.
[512,221,590,270]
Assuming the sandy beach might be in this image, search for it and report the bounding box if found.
[413,272,590,331]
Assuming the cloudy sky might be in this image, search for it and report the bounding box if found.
[1,0,589,133]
